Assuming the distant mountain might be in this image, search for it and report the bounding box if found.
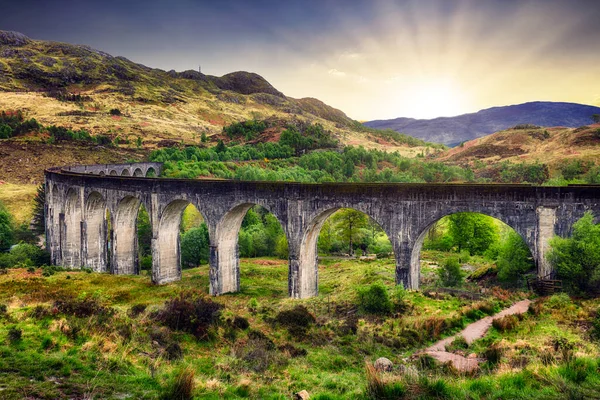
[364,102,600,146]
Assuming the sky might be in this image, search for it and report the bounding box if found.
[1,0,600,120]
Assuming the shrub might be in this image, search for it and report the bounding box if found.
[95,134,113,146]
[275,305,315,338]
[139,255,152,271]
[437,257,464,287]
[446,335,469,352]
[29,305,51,319]
[180,224,209,268]
[109,108,122,116]
[548,212,600,295]
[545,293,572,309]
[233,330,284,372]
[492,315,519,332]
[278,343,307,358]
[591,309,600,341]
[496,231,534,282]
[248,298,259,313]
[365,363,406,400]
[391,284,410,313]
[42,265,64,277]
[552,337,576,362]
[154,291,223,340]
[128,304,147,318]
[9,243,49,266]
[232,316,250,330]
[559,358,597,384]
[40,336,54,350]
[483,342,503,366]
[416,353,438,370]
[160,366,194,400]
[149,327,182,361]
[357,282,392,315]
[7,326,22,344]
[0,201,14,251]
[54,294,112,318]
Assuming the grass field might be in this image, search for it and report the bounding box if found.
[0,258,598,399]
[0,182,38,224]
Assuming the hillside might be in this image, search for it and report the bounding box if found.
[0,30,429,155]
[365,102,600,146]
[433,123,600,179]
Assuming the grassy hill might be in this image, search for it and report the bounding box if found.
[0,30,433,155]
[434,124,600,182]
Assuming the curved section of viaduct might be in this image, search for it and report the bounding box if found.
[45,163,600,298]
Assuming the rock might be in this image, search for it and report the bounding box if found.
[374,357,393,372]
[294,390,310,399]
[467,353,478,359]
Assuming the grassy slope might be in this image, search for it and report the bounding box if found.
[0,182,37,224]
[0,136,148,185]
[0,258,598,399]
[0,32,434,155]
[435,124,600,175]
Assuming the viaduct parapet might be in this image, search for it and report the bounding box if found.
[45,162,600,298]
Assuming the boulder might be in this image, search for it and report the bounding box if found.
[374,357,393,372]
[294,390,310,399]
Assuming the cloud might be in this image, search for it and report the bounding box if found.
[328,68,347,77]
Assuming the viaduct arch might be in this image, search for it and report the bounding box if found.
[45,162,600,298]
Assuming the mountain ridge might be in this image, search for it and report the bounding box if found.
[365,101,600,146]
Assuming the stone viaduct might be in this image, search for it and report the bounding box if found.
[45,162,600,298]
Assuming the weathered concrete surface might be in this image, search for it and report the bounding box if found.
[45,163,600,298]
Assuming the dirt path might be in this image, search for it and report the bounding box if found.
[423,299,531,372]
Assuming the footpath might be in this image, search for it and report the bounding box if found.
[422,299,532,372]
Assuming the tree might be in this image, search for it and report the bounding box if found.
[136,206,152,258]
[31,184,46,236]
[215,139,226,153]
[437,257,464,287]
[331,209,369,256]
[180,224,210,268]
[448,213,499,255]
[0,201,14,250]
[547,212,600,295]
[496,231,534,282]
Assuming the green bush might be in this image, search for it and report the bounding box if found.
[140,255,152,271]
[548,212,600,295]
[7,326,22,344]
[437,257,464,287]
[0,201,14,250]
[180,224,210,268]
[357,282,392,315]
[9,243,49,267]
[448,213,499,256]
[275,305,315,338]
[160,366,194,400]
[496,231,534,282]
[154,291,223,340]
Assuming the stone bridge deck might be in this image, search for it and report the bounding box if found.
[45,162,600,298]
